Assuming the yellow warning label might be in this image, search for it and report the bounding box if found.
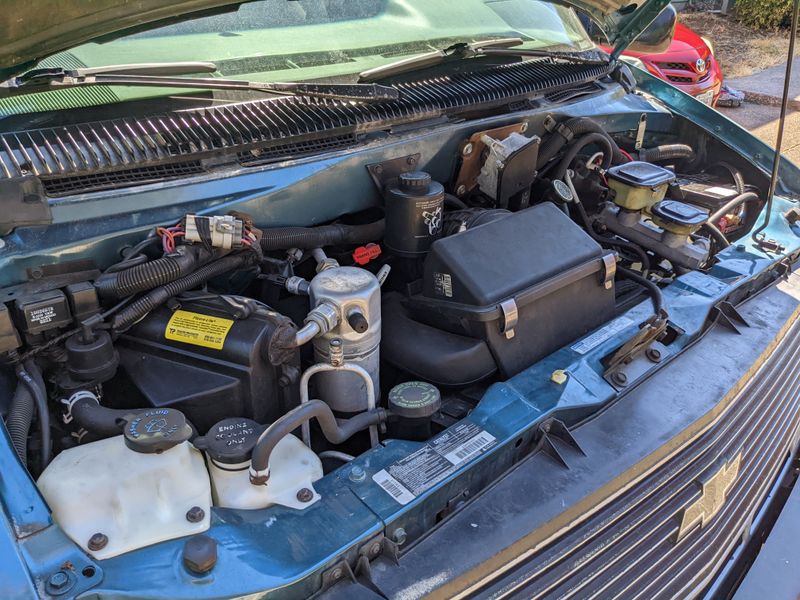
[164,310,234,350]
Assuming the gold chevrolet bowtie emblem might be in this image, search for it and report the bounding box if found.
[676,453,741,541]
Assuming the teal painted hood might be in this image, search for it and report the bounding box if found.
[0,0,672,79]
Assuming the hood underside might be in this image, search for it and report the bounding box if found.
[0,0,671,80]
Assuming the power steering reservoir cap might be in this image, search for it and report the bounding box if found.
[398,171,432,193]
[124,408,192,454]
[194,417,264,465]
[388,381,441,419]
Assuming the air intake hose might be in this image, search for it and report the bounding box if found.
[112,251,256,332]
[95,245,214,299]
[538,117,628,169]
[637,144,695,163]
[259,219,385,251]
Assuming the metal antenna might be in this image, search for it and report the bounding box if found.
[752,0,800,245]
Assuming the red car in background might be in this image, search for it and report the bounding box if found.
[619,22,723,106]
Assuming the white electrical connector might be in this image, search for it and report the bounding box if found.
[183,214,244,250]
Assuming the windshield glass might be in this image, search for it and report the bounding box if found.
[47,0,593,82]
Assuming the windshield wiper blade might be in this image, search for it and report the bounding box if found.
[1,63,399,103]
[358,37,526,82]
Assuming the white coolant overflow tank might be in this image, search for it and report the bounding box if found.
[195,417,323,510]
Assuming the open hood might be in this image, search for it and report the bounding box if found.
[0,0,672,80]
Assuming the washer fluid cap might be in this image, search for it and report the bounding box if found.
[196,417,263,465]
[124,408,193,454]
[388,381,441,419]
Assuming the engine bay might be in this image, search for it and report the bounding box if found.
[0,109,771,561]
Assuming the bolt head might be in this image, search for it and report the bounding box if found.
[186,506,205,523]
[296,487,314,503]
[462,143,474,157]
[455,184,467,197]
[392,528,407,545]
[645,348,662,362]
[49,571,69,589]
[370,541,382,556]
[406,156,417,166]
[88,532,108,551]
[349,465,366,482]
[611,372,628,386]
[374,165,384,175]
[331,567,343,580]
[183,534,217,575]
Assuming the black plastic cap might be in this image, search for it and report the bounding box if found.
[124,408,192,454]
[347,310,369,334]
[398,171,432,193]
[183,534,217,575]
[388,381,441,419]
[195,417,263,465]
[65,330,119,383]
[651,199,709,227]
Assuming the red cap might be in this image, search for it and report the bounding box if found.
[353,243,382,265]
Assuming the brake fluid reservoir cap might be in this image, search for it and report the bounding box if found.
[388,381,441,419]
[195,417,263,465]
[124,408,193,454]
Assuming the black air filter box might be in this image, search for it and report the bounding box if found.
[109,297,299,433]
[407,203,615,377]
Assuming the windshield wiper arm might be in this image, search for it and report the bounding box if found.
[1,62,399,103]
[475,47,610,66]
[358,37,526,82]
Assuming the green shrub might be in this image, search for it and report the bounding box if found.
[736,0,793,29]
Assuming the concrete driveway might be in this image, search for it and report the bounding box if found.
[718,103,800,164]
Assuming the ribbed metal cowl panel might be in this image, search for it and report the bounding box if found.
[0,59,611,191]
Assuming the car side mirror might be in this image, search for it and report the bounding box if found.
[626,6,677,54]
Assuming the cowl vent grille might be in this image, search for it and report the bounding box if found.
[0,58,611,193]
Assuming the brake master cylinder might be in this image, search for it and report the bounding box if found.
[308,255,383,414]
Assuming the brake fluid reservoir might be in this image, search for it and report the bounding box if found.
[309,266,381,413]
[36,408,210,560]
[196,417,323,510]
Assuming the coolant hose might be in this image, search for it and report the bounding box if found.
[701,222,730,251]
[707,192,759,225]
[552,132,613,179]
[617,266,664,317]
[259,219,384,252]
[637,144,695,163]
[14,362,50,469]
[249,400,386,484]
[112,251,256,332]
[537,117,628,169]
[95,245,213,299]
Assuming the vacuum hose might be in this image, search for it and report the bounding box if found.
[249,400,387,484]
[259,220,384,252]
[112,251,257,331]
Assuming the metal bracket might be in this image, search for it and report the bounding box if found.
[365,153,421,191]
[499,298,519,339]
[600,253,617,290]
[0,177,52,236]
[533,418,586,469]
[710,300,750,334]
[603,313,668,375]
[634,113,647,151]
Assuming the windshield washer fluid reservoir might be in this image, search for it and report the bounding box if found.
[37,432,211,559]
[195,417,323,510]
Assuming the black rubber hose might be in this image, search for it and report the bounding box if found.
[617,266,664,317]
[15,362,50,469]
[6,370,35,466]
[112,251,256,332]
[250,400,385,483]
[637,144,695,163]
[707,192,759,225]
[95,245,213,299]
[444,193,468,210]
[537,117,628,169]
[104,237,161,274]
[552,132,613,180]
[70,393,199,440]
[710,161,746,195]
[259,219,385,252]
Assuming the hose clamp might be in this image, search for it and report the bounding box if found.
[61,390,99,424]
